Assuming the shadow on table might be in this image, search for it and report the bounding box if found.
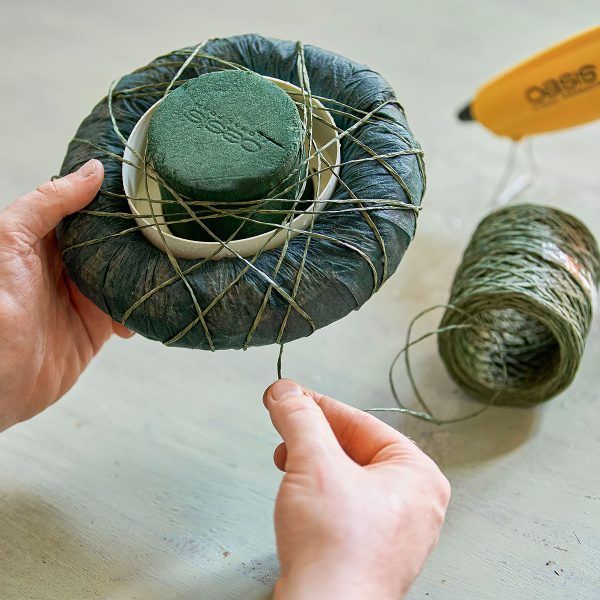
[383,399,540,470]
[0,489,276,600]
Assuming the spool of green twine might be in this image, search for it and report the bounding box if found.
[438,203,600,407]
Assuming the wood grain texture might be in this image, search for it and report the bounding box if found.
[1,1,599,598]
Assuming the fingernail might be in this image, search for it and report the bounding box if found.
[76,159,99,179]
[269,379,304,403]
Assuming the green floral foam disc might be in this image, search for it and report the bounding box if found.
[147,70,305,241]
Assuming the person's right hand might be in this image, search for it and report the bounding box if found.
[264,379,451,600]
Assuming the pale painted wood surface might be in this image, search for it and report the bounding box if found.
[1,1,599,598]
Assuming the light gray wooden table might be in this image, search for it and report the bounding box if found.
[1,1,599,598]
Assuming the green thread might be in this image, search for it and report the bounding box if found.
[370,204,600,423]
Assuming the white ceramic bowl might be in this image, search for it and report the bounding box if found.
[122,76,341,260]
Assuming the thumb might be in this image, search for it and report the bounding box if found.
[264,379,344,469]
[5,159,103,243]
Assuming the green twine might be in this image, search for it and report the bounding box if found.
[439,203,599,407]
[369,203,600,424]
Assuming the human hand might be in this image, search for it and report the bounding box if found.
[0,159,132,431]
[263,379,450,600]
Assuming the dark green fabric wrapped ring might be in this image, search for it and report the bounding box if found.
[57,34,425,350]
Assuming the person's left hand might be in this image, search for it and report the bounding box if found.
[0,159,132,431]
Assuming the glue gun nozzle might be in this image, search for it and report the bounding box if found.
[458,103,474,122]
